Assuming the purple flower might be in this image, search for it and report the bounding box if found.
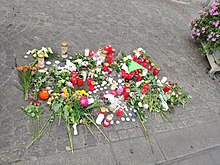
[216,34,220,38]
[202,27,206,31]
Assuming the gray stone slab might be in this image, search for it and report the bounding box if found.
[111,137,165,165]
[155,121,220,161]
[13,145,116,165]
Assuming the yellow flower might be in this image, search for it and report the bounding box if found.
[65,105,70,109]
[63,89,69,98]
[76,90,89,97]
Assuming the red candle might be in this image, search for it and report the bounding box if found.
[87,77,92,86]
[89,50,94,58]
[104,46,109,52]
[123,83,130,92]
[71,77,78,85]
[89,81,96,91]
[71,70,78,78]
[107,45,113,54]
[137,58,142,64]
[77,75,84,86]
[121,70,126,78]
[142,61,148,68]
[103,63,109,72]
[142,56,146,62]
[136,74,142,81]
[123,89,130,100]
[116,108,124,117]
[142,84,150,94]
[153,68,160,76]
[163,86,170,93]
[133,55,137,61]
[107,55,113,64]
[148,63,154,71]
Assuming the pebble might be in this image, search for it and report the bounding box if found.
[131,118,136,122]
[24,55,28,59]
[128,113,133,117]
[55,60,60,65]
[101,84,105,87]
[133,109,137,113]
[88,91,92,94]
[97,85,100,88]
[93,91,97,94]
[46,61,51,65]
[121,117,125,121]
[113,80,117,84]
[110,114,114,117]
[100,88,103,91]
[118,75,121,78]
[116,120,120,124]
[126,117,130,122]
[107,84,110,86]
[104,86,107,90]
[118,79,123,83]
[69,56,73,59]
[110,120,114,125]
[121,83,125,86]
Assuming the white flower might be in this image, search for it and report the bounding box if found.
[138,102,143,107]
[31,49,37,54]
[144,104,149,109]
[44,53,48,58]
[41,47,47,52]
[33,54,37,58]
[47,47,53,54]
[122,63,129,73]
[171,91,176,95]
[108,77,113,84]
[161,77,167,84]
[127,55,132,59]
[136,81,142,87]
[141,69,148,76]
[88,98,94,104]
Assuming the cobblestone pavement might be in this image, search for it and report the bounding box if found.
[0,0,220,164]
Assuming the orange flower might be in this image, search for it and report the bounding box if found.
[23,66,28,72]
[17,66,23,72]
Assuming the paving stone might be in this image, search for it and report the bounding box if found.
[108,131,119,142]
[14,145,116,165]
[155,121,220,161]
[118,130,129,140]
[111,137,165,165]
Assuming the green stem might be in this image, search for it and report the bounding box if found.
[29,117,33,140]
[84,114,110,143]
[24,91,29,101]
[26,113,53,149]
[84,122,95,137]
[137,112,154,154]
[58,109,62,125]
[66,122,73,153]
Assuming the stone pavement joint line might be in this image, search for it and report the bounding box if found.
[0,0,220,164]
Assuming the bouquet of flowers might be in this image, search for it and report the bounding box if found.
[191,0,220,54]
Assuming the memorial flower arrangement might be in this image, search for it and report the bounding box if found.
[17,44,191,152]
[191,0,220,54]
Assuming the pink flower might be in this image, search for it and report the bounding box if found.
[66,81,73,88]
[212,38,216,42]
[202,27,206,31]
[61,93,66,99]
[79,96,89,107]
[216,34,220,37]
